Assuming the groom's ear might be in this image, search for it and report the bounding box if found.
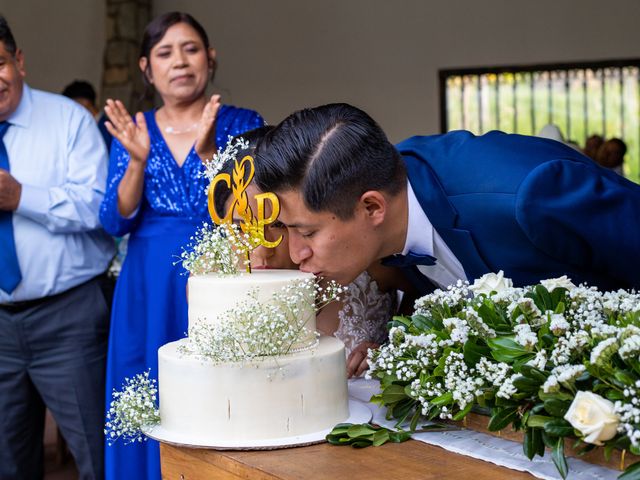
[359,191,387,227]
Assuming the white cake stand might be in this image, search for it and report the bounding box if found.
[142,399,372,450]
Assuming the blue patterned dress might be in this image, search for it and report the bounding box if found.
[100,106,263,480]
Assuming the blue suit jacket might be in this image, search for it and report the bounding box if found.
[396,130,640,291]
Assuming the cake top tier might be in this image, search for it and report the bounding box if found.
[187,269,316,331]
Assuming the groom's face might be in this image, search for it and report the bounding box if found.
[275,189,379,286]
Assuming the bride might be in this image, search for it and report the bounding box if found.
[100,11,263,480]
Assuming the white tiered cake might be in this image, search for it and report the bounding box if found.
[155,269,351,445]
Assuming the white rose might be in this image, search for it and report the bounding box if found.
[470,271,513,296]
[540,275,576,292]
[564,391,619,445]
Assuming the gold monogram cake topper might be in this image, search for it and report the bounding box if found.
[207,154,283,271]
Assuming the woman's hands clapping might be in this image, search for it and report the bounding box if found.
[194,94,222,162]
[104,99,150,165]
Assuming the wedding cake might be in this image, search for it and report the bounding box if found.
[155,269,351,444]
[146,145,358,447]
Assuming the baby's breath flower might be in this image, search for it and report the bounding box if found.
[590,337,619,366]
[105,370,160,445]
[180,278,341,362]
[180,223,252,275]
[201,136,250,181]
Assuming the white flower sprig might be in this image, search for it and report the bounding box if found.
[202,136,250,183]
[180,222,255,275]
[104,370,160,445]
[179,278,345,363]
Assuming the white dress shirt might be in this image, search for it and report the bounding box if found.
[0,85,114,302]
[402,181,467,289]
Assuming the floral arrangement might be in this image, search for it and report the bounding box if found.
[366,272,640,479]
[105,370,160,445]
[181,278,344,362]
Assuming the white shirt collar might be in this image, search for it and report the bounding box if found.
[402,181,434,256]
[7,83,32,129]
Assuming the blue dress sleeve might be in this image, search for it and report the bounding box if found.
[216,107,265,150]
[99,138,143,236]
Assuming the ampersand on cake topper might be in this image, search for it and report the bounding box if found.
[207,153,283,272]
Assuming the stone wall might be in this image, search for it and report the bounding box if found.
[102,0,152,111]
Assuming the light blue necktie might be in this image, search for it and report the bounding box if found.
[0,121,22,293]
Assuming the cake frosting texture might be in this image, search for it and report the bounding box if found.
[188,270,316,332]
[158,335,348,442]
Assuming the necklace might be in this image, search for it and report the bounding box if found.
[163,122,199,135]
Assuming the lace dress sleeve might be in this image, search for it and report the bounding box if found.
[334,271,396,359]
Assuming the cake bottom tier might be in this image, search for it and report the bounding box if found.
[158,335,349,442]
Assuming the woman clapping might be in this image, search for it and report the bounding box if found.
[99,12,263,480]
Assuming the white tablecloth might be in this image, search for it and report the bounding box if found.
[348,378,619,480]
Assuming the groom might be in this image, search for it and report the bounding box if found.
[255,103,640,294]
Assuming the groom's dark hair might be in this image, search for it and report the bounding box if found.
[255,103,406,220]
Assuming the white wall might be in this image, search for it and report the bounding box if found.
[3,0,639,142]
[152,0,640,141]
[1,0,105,98]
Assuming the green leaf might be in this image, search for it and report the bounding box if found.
[539,390,574,402]
[326,435,352,445]
[388,430,412,443]
[552,437,568,479]
[410,314,441,331]
[523,428,543,460]
[543,398,571,417]
[389,315,411,329]
[512,354,537,371]
[606,390,625,401]
[329,423,352,433]
[541,430,555,449]
[463,339,490,365]
[534,285,555,311]
[543,418,574,437]
[431,392,453,406]
[531,402,546,414]
[614,370,637,386]
[526,415,553,428]
[326,423,410,449]
[372,429,390,447]
[392,398,417,424]
[381,384,408,405]
[487,336,531,362]
[619,461,640,480]
[452,402,473,421]
[604,443,615,461]
[352,440,373,448]
[347,424,377,438]
[488,406,518,431]
[513,375,542,393]
[409,408,421,432]
[519,365,548,382]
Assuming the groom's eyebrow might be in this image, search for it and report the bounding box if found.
[283,221,317,229]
